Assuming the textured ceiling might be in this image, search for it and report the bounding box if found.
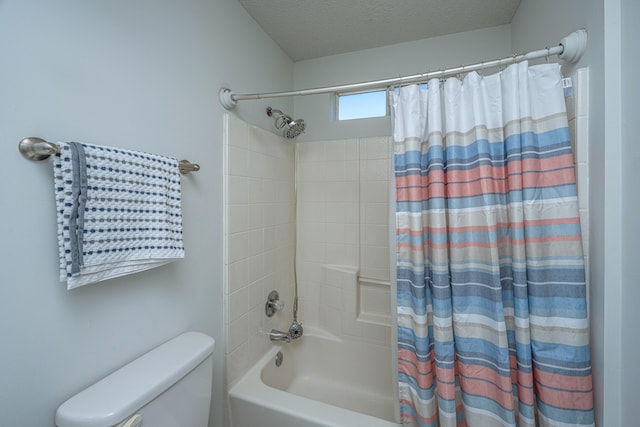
[238,0,521,61]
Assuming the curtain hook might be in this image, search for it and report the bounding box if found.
[545,47,550,63]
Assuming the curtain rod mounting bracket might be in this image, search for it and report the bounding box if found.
[219,87,237,110]
[558,29,588,63]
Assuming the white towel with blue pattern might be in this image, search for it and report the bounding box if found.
[53,142,185,289]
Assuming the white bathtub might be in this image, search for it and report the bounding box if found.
[229,328,400,427]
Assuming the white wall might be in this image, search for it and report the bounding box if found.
[0,1,292,426]
[620,0,640,425]
[292,25,512,141]
[511,1,611,426]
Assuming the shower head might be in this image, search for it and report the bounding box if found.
[267,106,306,139]
[282,119,306,139]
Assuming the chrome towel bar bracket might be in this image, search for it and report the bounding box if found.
[18,137,200,175]
[178,160,200,175]
[18,137,60,161]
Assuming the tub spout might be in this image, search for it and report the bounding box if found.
[269,329,291,343]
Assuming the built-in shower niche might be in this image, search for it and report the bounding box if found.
[357,278,392,326]
[320,264,391,347]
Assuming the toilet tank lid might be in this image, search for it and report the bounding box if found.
[55,332,215,427]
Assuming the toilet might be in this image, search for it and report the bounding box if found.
[55,332,215,427]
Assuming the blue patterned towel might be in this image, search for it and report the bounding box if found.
[53,142,185,289]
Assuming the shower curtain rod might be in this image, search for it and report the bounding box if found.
[219,29,587,110]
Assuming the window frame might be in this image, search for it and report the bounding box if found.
[335,88,390,121]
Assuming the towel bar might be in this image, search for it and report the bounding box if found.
[18,137,200,175]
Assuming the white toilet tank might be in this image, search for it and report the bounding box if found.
[55,332,215,427]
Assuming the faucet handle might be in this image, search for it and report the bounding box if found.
[270,299,285,310]
[265,290,284,317]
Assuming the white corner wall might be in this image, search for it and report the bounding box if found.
[620,0,640,425]
[0,1,293,426]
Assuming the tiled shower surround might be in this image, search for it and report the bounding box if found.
[224,117,393,387]
[224,113,296,386]
[296,137,392,347]
[568,68,590,298]
[223,67,589,387]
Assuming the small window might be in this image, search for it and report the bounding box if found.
[337,90,388,121]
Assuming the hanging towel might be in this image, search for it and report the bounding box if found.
[53,142,185,289]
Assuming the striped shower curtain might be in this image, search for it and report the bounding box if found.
[393,62,594,427]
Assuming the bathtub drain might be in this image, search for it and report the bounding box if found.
[275,351,283,367]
